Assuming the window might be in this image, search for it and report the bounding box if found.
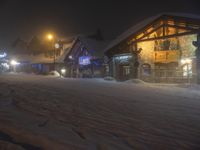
[183,64,192,77]
[142,64,151,76]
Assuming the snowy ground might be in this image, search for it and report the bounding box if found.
[0,73,200,150]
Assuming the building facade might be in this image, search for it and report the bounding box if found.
[8,40,72,74]
[105,13,200,83]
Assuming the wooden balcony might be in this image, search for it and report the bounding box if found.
[154,50,181,63]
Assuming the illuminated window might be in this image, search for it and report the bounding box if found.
[183,64,192,77]
[142,64,151,76]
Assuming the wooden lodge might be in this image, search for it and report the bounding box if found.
[104,13,200,83]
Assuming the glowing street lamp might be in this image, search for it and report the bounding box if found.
[46,33,57,70]
[47,34,53,41]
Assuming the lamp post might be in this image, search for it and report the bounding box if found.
[193,33,200,84]
[47,33,58,71]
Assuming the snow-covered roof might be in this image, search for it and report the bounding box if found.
[55,47,72,63]
[55,42,74,63]
[104,13,200,52]
[9,43,73,64]
[69,36,109,58]
[9,54,54,64]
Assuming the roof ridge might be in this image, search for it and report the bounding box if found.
[104,13,200,53]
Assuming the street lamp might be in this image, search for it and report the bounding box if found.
[46,33,58,71]
[47,34,53,41]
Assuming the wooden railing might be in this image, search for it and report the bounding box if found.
[154,50,181,63]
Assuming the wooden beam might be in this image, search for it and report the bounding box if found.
[127,17,164,42]
[166,15,200,27]
[165,24,199,32]
[136,25,164,41]
[136,31,199,43]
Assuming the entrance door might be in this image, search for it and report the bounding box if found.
[119,65,131,81]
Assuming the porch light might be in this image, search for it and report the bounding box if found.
[181,58,192,65]
[55,43,60,49]
[61,68,66,74]
[10,60,20,66]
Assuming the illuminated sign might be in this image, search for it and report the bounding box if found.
[115,55,131,60]
[79,56,91,65]
[114,55,132,63]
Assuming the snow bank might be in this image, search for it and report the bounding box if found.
[125,79,146,84]
[104,76,116,81]
[47,71,61,77]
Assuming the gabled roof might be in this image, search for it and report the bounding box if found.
[78,36,108,57]
[104,13,200,52]
[9,42,73,64]
[55,43,73,63]
[66,35,108,60]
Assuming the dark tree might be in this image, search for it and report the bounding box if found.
[88,29,104,41]
[28,36,42,55]
[11,37,28,54]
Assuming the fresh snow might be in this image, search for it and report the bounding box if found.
[0,73,200,150]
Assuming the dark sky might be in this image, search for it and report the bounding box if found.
[0,0,200,49]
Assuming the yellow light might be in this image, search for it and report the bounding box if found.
[47,34,53,40]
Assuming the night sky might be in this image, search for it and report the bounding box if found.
[0,0,200,49]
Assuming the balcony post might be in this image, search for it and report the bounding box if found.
[193,33,200,84]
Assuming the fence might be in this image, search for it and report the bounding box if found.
[140,69,196,83]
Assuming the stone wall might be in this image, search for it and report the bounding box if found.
[136,34,197,82]
[137,34,197,68]
[179,34,197,58]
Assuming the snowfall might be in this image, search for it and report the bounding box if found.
[0,73,200,150]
